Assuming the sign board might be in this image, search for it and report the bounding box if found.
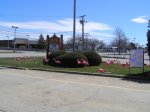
[130,49,144,68]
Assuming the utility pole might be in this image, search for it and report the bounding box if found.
[12,26,18,52]
[73,0,76,52]
[80,15,87,51]
[147,20,150,59]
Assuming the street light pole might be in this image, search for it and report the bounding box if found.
[73,0,76,52]
[26,35,29,51]
[12,26,18,52]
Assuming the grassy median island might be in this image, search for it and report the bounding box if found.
[0,57,150,76]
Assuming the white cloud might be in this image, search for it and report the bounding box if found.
[0,18,113,33]
[89,32,116,37]
[0,18,113,42]
[131,16,148,23]
[85,22,113,32]
[86,31,116,43]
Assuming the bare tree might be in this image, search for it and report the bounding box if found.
[66,36,82,51]
[97,41,106,49]
[111,28,129,54]
[88,38,101,50]
[126,42,137,50]
[66,35,104,51]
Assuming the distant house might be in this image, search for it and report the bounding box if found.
[13,38,28,49]
[0,40,13,48]
[0,38,38,50]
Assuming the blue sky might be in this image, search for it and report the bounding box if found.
[0,0,149,46]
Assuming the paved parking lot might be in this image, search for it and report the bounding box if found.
[0,50,46,58]
[0,68,150,112]
[0,50,150,64]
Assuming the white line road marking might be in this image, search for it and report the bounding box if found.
[0,71,150,93]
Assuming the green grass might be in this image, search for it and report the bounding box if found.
[0,57,149,76]
[0,51,23,53]
[0,52,14,53]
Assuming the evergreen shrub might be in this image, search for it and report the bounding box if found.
[82,51,102,66]
[59,52,87,67]
[47,50,66,65]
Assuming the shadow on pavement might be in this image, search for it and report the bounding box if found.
[0,67,7,69]
[121,71,150,83]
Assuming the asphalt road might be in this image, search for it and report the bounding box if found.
[0,68,150,112]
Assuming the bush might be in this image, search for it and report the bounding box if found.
[83,51,102,66]
[59,52,87,67]
[47,50,66,65]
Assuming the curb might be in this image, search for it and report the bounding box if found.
[0,65,150,80]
